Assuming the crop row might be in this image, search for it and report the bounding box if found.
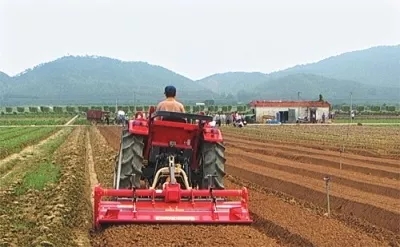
[0,117,70,126]
[0,128,45,142]
[0,127,59,159]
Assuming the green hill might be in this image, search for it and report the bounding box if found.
[250,73,400,104]
[1,45,399,105]
[197,72,268,95]
[2,55,218,105]
[197,45,400,103]
[272,45,400,87]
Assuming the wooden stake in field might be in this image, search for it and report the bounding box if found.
[323,176,331,216]
[339,145,344,170]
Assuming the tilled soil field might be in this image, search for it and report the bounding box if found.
[3,124,396,246]
[92,125,399,247]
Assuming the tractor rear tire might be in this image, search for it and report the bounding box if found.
[114,129,144,189]
[200,142,226,189]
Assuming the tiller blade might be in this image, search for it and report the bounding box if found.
[93,183,252,229]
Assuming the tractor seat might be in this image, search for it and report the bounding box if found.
[162,116,187,123]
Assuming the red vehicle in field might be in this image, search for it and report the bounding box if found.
[86,109,110,125]
[92,107,252,229]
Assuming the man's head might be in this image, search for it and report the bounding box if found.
[164,85,176,98]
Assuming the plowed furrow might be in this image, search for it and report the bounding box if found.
[224,178,386,247]
[227,143,399,180]
[225,160,400,234]
[226,146,400,198]
[223,134,400,168]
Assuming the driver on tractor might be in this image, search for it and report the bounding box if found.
[155,85,186,122]
[156,85,185,113]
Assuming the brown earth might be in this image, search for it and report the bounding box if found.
[92,126,395,247]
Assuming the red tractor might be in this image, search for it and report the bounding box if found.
[93,108,252,229]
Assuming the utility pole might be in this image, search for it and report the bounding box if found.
[297,92,301,119]
[323,176,331,216]
[350,92,353,123]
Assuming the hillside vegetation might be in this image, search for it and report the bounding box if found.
[1,45,399,105]
[1,56,218,105]
[197,45,400,103]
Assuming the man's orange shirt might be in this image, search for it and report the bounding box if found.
[156,98,185,113]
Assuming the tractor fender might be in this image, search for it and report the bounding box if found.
[202,127,223,142]
[128,119,149,135]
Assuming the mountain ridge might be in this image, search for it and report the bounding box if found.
[1,45,399,105]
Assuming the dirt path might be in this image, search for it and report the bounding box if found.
[91,126,281,247]
[65,114,79,125]
[85,128,99,206]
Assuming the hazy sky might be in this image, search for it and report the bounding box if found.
[1,0,399,80]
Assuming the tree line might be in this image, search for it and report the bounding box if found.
[1,105,250,114]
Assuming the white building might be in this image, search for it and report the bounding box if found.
[249,100,331,123]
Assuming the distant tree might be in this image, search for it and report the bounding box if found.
[5,107,12,113]
[80,106,89,112]
[17,107,25,113]
[121,106,129,113]
[136,106,143,111]
[221,106,228,112]
[356,106,365,112]
[184,106,191,112]
[204,100,214,106]
[144,106,149,111]
[103,106,109,111]
[40,106,50,113]
[387,106,396,112]
[109,106,116,112]
[129,106,135,112]
[341,105,350,112]
[227,105,233,111]
[66,106,75,113]
[29,107,38,113]
[371,106,380,112]
[319,94,324,101]
[53,106,63,113]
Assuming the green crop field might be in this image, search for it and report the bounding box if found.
[0,127,60,160]
[0,113,79,126]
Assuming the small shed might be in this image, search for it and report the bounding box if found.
[249,100,331,123]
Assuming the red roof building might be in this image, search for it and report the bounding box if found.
[249,100,331,123]
[249,100,331,108]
